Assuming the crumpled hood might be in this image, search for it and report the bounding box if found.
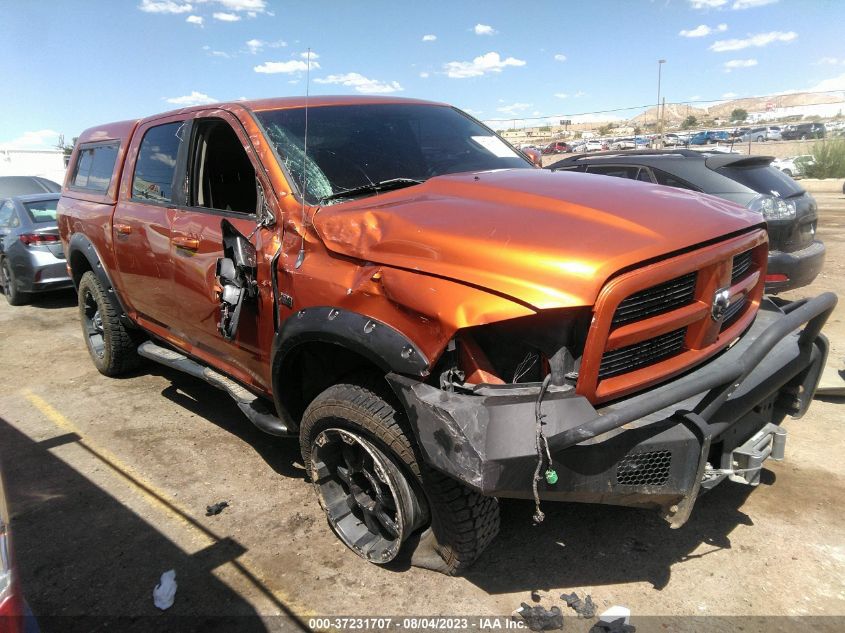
[314,169,764,309]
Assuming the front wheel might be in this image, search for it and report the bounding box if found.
[0,258,28,306]
[301,381,500,574]
[78,271,140,376]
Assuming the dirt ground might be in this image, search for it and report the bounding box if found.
[1,194,844,632]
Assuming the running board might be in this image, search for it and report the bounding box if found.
[138,341,294,437]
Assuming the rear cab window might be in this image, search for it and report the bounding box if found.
[70,142,120,192]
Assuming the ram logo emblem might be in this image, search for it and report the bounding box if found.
[711,288,731,321]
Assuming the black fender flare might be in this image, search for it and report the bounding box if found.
[67,233,133,326]
[271,307,430,417]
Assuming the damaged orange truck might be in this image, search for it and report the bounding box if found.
[58,96,836,573]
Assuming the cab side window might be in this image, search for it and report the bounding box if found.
[132,122,183,204]
[188,119,256,214]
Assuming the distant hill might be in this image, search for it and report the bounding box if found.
[631,92,843,125]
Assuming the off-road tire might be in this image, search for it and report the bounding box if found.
[300,380,500,575]
[78,271,139,376]
[1,258,28,306]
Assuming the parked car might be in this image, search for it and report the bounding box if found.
[772,155,815,178]
[542,141,570,155]
[688,131,709,145]
[781,123,826,141]
[0,463,35,633]
[739,126,782,142]
[548,149,825,293]
[610,137,635,150]
[662,133,682,146]
[58,96,834,573]
[0,194,72,305]
[0,177,61,198]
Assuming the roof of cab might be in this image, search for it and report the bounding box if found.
[76,95,450,144]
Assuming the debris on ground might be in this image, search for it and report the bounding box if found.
[205,501,229,516]
[589,618,635,633]
[514,603,564,631]
[530,589,543,603]
[153,569,177,610]
[589,606,634,633]
[560,592,596,618]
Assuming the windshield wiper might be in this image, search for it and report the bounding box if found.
[319,178,424,203]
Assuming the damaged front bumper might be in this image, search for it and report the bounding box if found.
[387,293,836,527]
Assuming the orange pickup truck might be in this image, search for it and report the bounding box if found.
[58,96,836,573]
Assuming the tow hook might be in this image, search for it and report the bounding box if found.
[703,424,787,487]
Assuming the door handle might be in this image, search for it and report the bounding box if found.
[115,223,132,235]
[173,235,200,251]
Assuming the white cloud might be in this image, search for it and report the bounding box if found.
[210,50,230,58]
[807,72,845,92]
[165,91,216,106]
[474,24,496,36]
[443,51,526,79]
[689,94,702,100]
[422,34,437,42]
[574,90,586,98]
[689,0,727,8]
[419,71,430,78]
[554,92,569,99]
[0,129,61,150]
[553,54,567,62]
[722,91,738,98]
[732,0,777,8]
[299,51,319,60]
[254,59,319,74]
[185,14,203,25]
[314,73,403,94]
[215,0,266,10]
[679,23,727,37]
[138,0,193,14]
[817,57,845,66]
[710,30,796,52]
[212,11,240,21]
[496,102,531,116]
[724,58,758,71]
[245,38,286,53]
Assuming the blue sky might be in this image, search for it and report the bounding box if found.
[1,0,844,147]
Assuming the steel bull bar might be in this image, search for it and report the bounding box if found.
[549,292,838,453]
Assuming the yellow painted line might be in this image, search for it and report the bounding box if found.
[22,388,314,626]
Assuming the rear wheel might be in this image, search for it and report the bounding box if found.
[301,381,500,574]
[0,258,28,306]
[783,169,793,177]
[78,271,139,376]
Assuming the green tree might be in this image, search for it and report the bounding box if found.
[682,115,698,129]
[598,124,613,136]
[731,108,748,122]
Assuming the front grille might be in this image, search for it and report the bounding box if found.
[616,450,672,486]
[612,272,697,327]
[731,250,753,284]
[598,327,687,379]
[720,294,747,330]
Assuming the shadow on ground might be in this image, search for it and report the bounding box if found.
[464,476,761,593]
[0,418,306,632]
[24,288,77,310]
[145,364,304,480]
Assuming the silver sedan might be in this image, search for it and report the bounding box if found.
[0,193,72,305]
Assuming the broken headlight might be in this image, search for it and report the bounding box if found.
[440,308,592,388]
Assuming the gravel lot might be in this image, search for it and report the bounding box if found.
[1,193,843,632]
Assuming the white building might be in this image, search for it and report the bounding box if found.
[0,148,67,185]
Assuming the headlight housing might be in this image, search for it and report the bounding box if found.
[747,194,796,221]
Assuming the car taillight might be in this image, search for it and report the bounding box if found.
[765,273,789,283]
[18,233,60,247]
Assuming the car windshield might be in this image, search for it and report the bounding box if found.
[23,198,58,223]
[254,103,530,204]
[717,164,805,198]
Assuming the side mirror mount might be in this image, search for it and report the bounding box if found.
[256,180,276,228]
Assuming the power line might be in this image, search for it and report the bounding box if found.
[482,88,845,123]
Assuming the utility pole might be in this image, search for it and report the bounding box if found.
[656,59,666,147]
